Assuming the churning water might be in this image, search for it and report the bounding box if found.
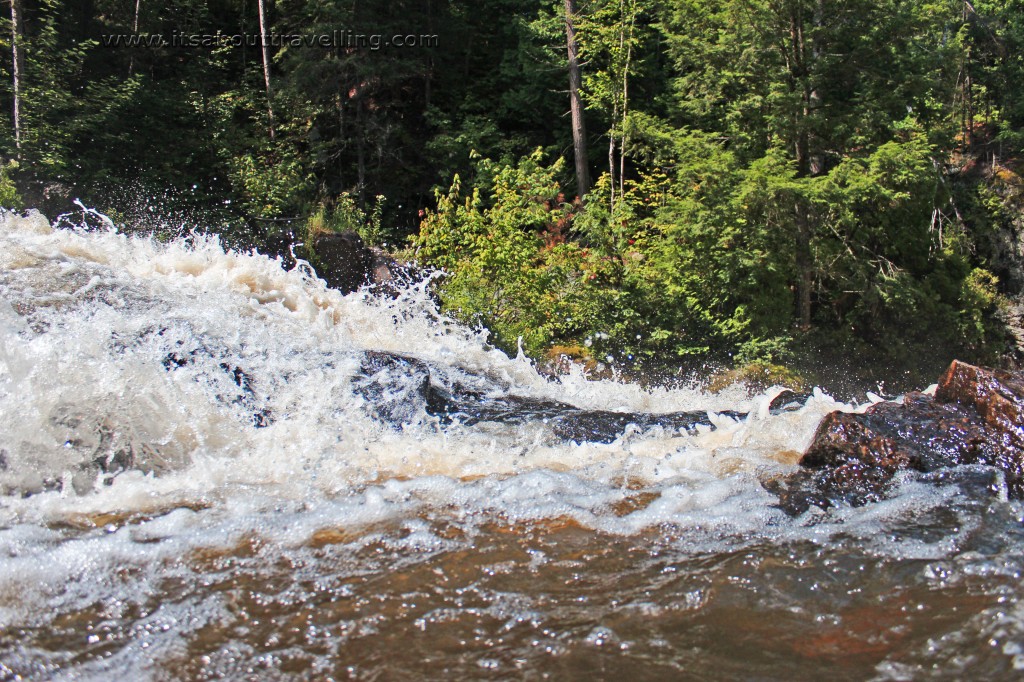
[1,211,1023,680]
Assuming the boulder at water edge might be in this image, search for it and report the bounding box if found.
[769,360,1024,514]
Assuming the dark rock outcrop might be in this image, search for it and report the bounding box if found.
[935,360,1024,448]
[307,231,374,294]
[770,360,1024,515]
[259,228,421,296]
[15,179,76,219]
[353,351,806,443]
[262,227,301,270]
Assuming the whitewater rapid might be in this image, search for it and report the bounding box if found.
[0,208,846,505]
[3,209,1022,680]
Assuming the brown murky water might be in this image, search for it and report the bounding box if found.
[5,490,1024,681]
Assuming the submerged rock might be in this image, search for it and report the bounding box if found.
[768,389,814,413]
[353,351,798,443]
[771,360,1024,515]
[353,351,445,426]
[161,346,272,429]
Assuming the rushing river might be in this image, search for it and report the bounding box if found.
[1,210,1023,680]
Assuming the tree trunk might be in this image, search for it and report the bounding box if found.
[789,3,815,330]
[128,0,141,76]
[337,92,346,191]
[961,1,973,147]
[618,0,635,201]
[257,0,275,140]
[608,112,616,212]
[356,101,366,208]
[964,54,974,146]
[564,0,590,199]
[424,0,433,109]
[10,0,22,154]
[794,199,813,330]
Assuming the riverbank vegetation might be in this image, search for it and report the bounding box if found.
[1,0,1023,385]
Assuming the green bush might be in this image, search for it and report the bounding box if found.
[414,134,1010,374]
[305,193,386,246]
[0,162,23,210]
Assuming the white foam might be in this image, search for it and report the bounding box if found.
[0,217,845,504]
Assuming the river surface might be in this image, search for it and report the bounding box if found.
[1,211,1023,680]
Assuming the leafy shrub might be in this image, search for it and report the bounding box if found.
[414,132,1009,374]
[0,162,23,210]
[305,193,386,246]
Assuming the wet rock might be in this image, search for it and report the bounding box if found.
[259,228,424,296]
[364,246,428,299]
[152,330,272,429]
[43,406,159,494]
[369,247,397,286]
[543,406,745,443]
[263,228,301,270]
[352,350,757,443]
[306,231,373,294]
[773,360,1024,515]
[935,360,1024,448]
[353,351,444,426]
[445,390,744,443]
[768,389,814,413]
[14,180,75,219]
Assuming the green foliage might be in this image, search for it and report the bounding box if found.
[227,144,311,219]
[417,112,1010,369]
[807,129,943,328]
[707,362,809,394]
[0,161,22,209]
[305,193,386,246]
[958,267,1005,351]
[414,151,588,355]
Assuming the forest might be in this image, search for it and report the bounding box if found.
[1,0,1023,387]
